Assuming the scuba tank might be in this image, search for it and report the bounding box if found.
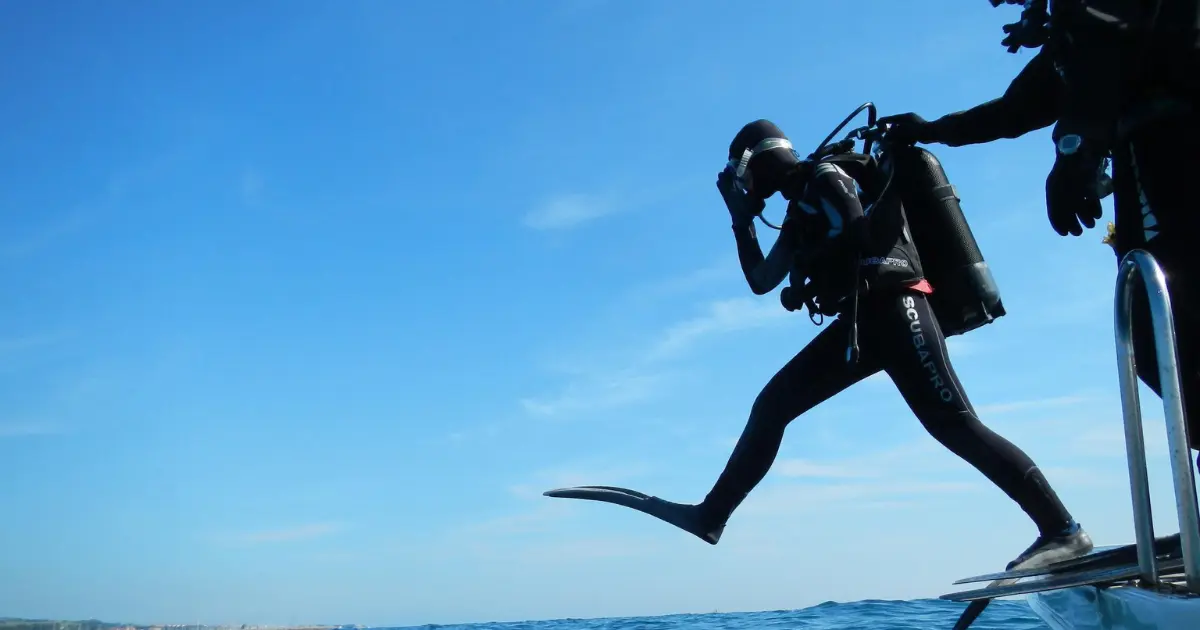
[882,145,1007,337]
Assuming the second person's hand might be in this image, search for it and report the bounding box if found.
[877,112,936,146]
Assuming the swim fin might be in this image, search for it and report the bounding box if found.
[953,533,1181,584]
[543,485,725,545]
[949,527,1093,630]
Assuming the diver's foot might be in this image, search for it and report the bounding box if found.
[1006,522,1093,571]
[646,498,726,545]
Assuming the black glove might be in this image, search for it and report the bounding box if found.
[877,113,936,146]
[989,0,1049,52]
[717,168,765,228]
[1000,12,1050,53]
[1045,137,1106,237]
[780,282,824,316]
[779,286,803,312]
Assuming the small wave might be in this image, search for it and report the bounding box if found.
[378,598,1046,630]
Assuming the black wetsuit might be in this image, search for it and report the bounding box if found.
[696,157,1077,539]
[917,2,1200,449]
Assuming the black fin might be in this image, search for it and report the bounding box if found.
[543,485,723,544]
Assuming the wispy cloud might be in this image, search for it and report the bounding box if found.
[521,294,794,418]
[455,502,575,537]
[1070,425,1129,458]
[975,395,1095,416]
[458,460,651,538]
[774,458,876,479]
[945,337,977,358]
[446,421,504,444]
[496,536,658,564]
[740,479,981,518]
[646,297,791,361]
[1069,422,1169,459]
[508,460,652,498]
[228,522,346,545]
[618,256,738,304]
[519,369,673,418]
[523,193,619,231]
[769,438,956,483]
[4,144,197,259]
[519,258,747,417]
[1040,465,1127,490]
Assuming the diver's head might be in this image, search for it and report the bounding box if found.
[726,119,803,200]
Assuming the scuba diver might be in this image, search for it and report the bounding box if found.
[546,118,1093,572]
[878,0,1200,454]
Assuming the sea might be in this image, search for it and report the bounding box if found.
[396,599,1048,630]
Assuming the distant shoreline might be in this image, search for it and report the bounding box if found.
[0,620,358,630]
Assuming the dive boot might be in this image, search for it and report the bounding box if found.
[1007,522,1094,571]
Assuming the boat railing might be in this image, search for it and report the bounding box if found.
[1114,248,1200,592]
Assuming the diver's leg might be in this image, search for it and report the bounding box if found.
[694,316,883,539]
[1114,115,1200,451]
[873,290,1091,568]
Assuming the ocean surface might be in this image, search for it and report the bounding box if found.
[399,599,1049,630]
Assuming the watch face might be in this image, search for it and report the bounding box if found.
[1057,134,1082,155]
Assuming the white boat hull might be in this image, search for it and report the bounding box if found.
[1027,585,1200,629]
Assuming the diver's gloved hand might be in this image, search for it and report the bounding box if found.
[717,168,765,228]
[877,113,936,146]
[989,0,1049,52]
[1001,18,1049,53]
[1045,136,1106,237]
[993,0,1051,52]
[779,286,801,312]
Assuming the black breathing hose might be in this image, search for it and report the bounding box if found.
[816,102,878,365]
[754,101,910,364]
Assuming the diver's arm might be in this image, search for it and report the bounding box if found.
[733,221,794,295]
[1053,8,1151,152]
[927,48,1063,147]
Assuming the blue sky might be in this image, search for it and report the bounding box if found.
[2,0,1195,626]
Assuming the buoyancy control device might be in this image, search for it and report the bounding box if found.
[764,101,1007,343]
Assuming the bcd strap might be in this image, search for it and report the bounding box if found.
[932,184,960,203]
[909,183,960,207]
[731,137,796,181]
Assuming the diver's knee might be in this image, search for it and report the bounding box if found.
[918,409,979,445]
[748,390,790,432]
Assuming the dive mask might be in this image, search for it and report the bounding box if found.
[726,137,800,197]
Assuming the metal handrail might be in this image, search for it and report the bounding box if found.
[1114,249,1200,592]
